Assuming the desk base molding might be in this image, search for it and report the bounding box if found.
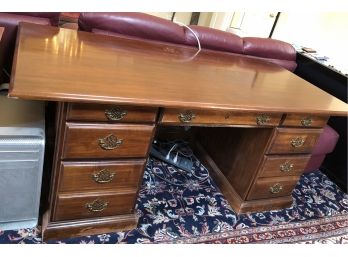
[42,210,137,241]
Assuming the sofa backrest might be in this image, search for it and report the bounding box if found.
[0,12,60,84]
[78,12,297,72]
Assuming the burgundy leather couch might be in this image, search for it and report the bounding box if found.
[0,12,60,84]
[78,12,339,173]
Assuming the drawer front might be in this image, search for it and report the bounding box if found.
[59,160,146,193]
[54,190,137,221]
[67,103,158,123]
[160,108,282,127]
[247,176,299,200]
[62,123,155,159]
[282,114,328,128]
[267,128,322,154]
[259,155,311,178]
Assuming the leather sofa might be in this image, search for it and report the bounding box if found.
[0,12,60,84]
[78,12,339,173]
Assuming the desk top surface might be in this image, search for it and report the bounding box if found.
[9,23,348,116]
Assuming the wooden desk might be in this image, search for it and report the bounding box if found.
[0,27,4,41]
[9,23,348,241]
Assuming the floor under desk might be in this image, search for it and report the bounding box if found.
[1,153,348,244]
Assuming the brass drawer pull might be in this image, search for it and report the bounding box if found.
[91,169,116,183]
[85,199,109,212]
[256,114,271,125]
[290,137,305,148]
[301,117,312,127]
[279,161,294,172]
[269,183,283,194]
[178,110,196,123]
[105,107,127,121]
[98,134,123,150]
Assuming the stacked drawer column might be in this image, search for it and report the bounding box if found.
[44,103,157,240]
[246,114,329,204]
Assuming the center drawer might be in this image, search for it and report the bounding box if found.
[160,108,282,127]
[62,123,155,159]
[54,190,137,221]
[59,159,146,193]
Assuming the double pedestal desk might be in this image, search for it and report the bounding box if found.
[9,23,348,241]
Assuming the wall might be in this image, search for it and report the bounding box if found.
[272,13,348,68]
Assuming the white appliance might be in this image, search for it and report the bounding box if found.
[0,95,45,230]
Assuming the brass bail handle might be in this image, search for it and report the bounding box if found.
[85,199,109,212]
[105,106,127,121]
[280,161,294,172]
[91,169,116,183]
[301,117,312,127]
[290,137,305,148]
[98,134,123,150]
[178,110,196,123]
[256,114,271,125]
[269,183,283,194]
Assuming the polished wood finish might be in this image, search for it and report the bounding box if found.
[196,127,274,199]
[62,123,155,159]
[42,210,137,241]
[0,27,4,41]
[194,142,293,213]
[59,160,146,192]
[67,103,158,123]
[258,155,311,178]
[247,176,299,200]
[9,23,348,241]
[267,128,322,154]
[282,114,329,128]
[54,190,137,221]
[160,108,282,127]
[9,23,348,116]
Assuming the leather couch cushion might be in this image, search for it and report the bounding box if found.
[312,125,339,155]
[185,25,243,54]
[0,13,59,83]
[79,12,187,45]
[243,37,296,61]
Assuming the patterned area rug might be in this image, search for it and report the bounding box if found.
[0,157,348,244]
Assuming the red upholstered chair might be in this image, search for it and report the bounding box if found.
[77,12,340,173]
[0,12,60,85]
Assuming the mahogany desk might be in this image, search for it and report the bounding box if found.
[9,23,348,241]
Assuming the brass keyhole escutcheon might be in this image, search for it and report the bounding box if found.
[178,110,196,123]
[98,134,123,150]
[269,183,283,194]
[85,199,109,212]
[256,114,271,125]
[280,161,294,172]
[301,117,312,127]
[91,169,116,183]
[105,107,127,121]
[290,137,305,148]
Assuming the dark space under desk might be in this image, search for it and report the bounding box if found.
[9,23,348,241]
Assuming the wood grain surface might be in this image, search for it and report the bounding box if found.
[9,23,348,116]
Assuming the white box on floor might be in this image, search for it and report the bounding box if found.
[0,95,45,230]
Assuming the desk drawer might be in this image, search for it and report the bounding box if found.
[62,123,155,159]
[54,190,137,221]
[282,114,328,128]
[160,108,281,127]
[67,103,158,123]
[59,160,145,193]
[247,176,299,200]
[258,155,311,178]
[267,128,322,154]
